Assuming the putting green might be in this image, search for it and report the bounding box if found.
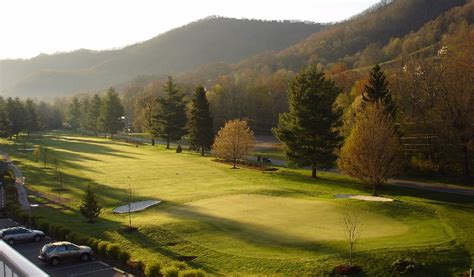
[163,194,427,258]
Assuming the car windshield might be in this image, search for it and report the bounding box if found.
[41,245,55,253]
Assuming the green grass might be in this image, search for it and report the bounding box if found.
[2,132,473,276]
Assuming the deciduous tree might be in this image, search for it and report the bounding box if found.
[338,104,403,195]
[212,119,255,168]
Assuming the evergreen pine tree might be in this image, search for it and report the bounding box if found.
[152,77,187,149]
[5,97,26,139]
[79,185,102,223]
[0,97,12,138]
[362,64,396,116]
[273,65,342,178]
[99,88,125,138]
[66,97,82,132]
[188,86,214,156]
[87,94,102,136]
[80,97,90,133]
[24,98,39,136]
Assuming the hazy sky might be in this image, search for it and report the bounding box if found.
[0,0,379,60]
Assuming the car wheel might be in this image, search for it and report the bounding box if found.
[81,253,90,262]
[50,257,59,266]
[33,235,41,242]
[7,238,14,245]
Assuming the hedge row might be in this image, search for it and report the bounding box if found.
[4,180,206,276]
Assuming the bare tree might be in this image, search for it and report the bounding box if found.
[134,90,158,145]
[212,119,255,168]
[338,104,403,195]
[342,206,362,265]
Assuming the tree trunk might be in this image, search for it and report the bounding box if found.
[372,184,378,196]
[201,147,204,156]
[462,145,470,177]
[151,136,155,146]
[233,159,236,169]
[311,163,317,178]
[166,137,170,149]
[349,243,353,265]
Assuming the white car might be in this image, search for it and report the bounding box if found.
[0,227,45,245]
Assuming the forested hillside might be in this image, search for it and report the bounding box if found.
[0,17,324,98]
[152,0,471,133]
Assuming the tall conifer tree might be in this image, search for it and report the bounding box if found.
[363,64,396,116]
[79,185,102,223]
[6,97,26,139]
[188,86,213,155]
[273,65,342,178]
[152,77,187,149]
[24,98,39,136]
[0,98,12,138]
[66,97,82,132]
[99,88,125,137]
[87,94,102,136]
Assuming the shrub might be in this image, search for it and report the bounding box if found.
[37,219,50,232]
[18,212,29,224]
[132,260,146,273]
[332,264,362,275]
[161,266,179,277]
[176,144,183,153]
[57,227,71,240]
[170,261,188,270]
[31,215,44,228]
[49,224,66,238]
[178,269,206,277]
[71,232,88,245]
[106,244,121,260]
[392,259,421,274]
[5,185,17,196]
[88,238,100,252]
[117,250,130,265]
[97,241,109,257]
[145,262,161,277]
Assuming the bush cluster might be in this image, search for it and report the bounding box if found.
[332,264,362,276]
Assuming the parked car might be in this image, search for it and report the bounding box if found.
[0,227,45,245]
[38,241,93,265]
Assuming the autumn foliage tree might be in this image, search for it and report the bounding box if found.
[338,104,403,195]
[212,119,255,168]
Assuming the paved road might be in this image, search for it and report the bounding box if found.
[0,218,129,277]
[3,153,31,211]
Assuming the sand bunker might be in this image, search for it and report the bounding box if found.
[113,200,161,213]
[335,194,393,202]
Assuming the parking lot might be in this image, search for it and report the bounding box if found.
[0,218,130,277]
